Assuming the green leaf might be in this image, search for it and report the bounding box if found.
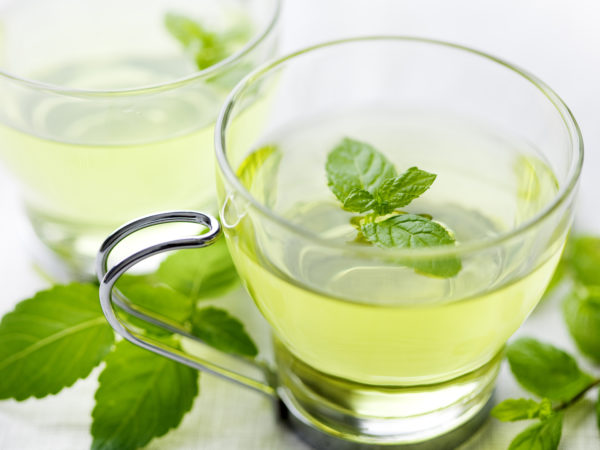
[191,307,258,357]
[237,144,282,207]
[506,337,594,401]
[156,238,239,301]
[537,398,555,421]
[570,236,600,286]
[508,413,563,450]
[0,283,114,400]
[165,13,228,70]
[115,277,194,336]
[360,214,461,277]
[343,188,376,213]
[563,286,600,362]
[491,398,543,422]
[326,137,396,208]
[118,277,193,323]
[597,388,600,433]
[91,340,199,450]
[374,167,437,214]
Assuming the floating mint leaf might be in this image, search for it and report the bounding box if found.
[92,340,199,450]
[0,283,114,400]
[491,398,544,422]
[508,413,563,450]
[342,188,376,213]
[237,145,282,208]
[325,137,459,277]
[506,337,594,402]
[570,236,600,286]
[326,137,396,208]
[191,307,258,357]
[165,12,228,70]
[156,238,239,301]
[563,286,600,363]
[374,166,437,214]
[361,214,461,277]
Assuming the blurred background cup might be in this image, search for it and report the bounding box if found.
[98,38,583,447]
[0,0,280,280]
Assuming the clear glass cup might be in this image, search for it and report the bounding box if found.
[97,37,583,448]
[0,0,280,279]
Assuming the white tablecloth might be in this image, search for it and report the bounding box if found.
[1,1,600,448]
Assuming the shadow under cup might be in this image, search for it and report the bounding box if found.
[215,38,582,445]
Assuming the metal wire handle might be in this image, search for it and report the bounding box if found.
[97,211,277,398]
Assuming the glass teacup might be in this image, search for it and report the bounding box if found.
[0,0,280,279]
[98,37,582,448]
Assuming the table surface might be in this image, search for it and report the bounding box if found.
[1,1,600,449]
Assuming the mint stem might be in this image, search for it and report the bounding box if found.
[553,378,600,412]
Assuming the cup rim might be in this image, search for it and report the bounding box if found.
[0,0,281,96]
[215,36,584,259]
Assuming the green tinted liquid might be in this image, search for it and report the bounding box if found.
[228,111,560,386]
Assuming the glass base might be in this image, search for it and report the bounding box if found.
[21,203,216,282]
[19,208,104,282]
[275,340,501,447]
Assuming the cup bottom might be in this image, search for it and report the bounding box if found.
[21,202,216,282]
[274,339,501,448]
[19,207,105,281]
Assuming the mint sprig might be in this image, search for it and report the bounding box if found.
[156,238,239,301]
[507,413,563,450]
[493,234,600,450]
[326,137,460,277]
[563,286,600,362]
[0,245,257,449]
[506,337,594,402]
[0,283,114,400]
[165,12,251,72]
[191,306,258,357]
[91,340,199,450]
[493,337,600,450]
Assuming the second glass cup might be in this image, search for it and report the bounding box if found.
[98,37,582,447]
[0,0,280,279]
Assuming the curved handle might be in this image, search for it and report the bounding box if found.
[96,211,276,398]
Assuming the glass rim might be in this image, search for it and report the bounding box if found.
[215,36,584,259]
[0,0,281,97]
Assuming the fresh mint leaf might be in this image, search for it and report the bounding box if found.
[570,236,600,286]
[156,238,239,301]
[597,389,600,433]
[165,13,228,70]
[0,283,114,400]
[92,340,199,450]
[118,277,193,323]
[361,214,461,277]
[326,137,396,209]
[491,398,543,422]
[343,188,376,213]
[508,413,563,450]
[115,277,194,336]
[374,167,437,214]
[537,398,555,421]
[237,145,282,208]
[506,337,594,401]
[563,286,600,363]
[191,307,258,357]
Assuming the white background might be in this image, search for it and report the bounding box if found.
[1,0,600,449]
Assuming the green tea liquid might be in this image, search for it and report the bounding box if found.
[228,110,560,386]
